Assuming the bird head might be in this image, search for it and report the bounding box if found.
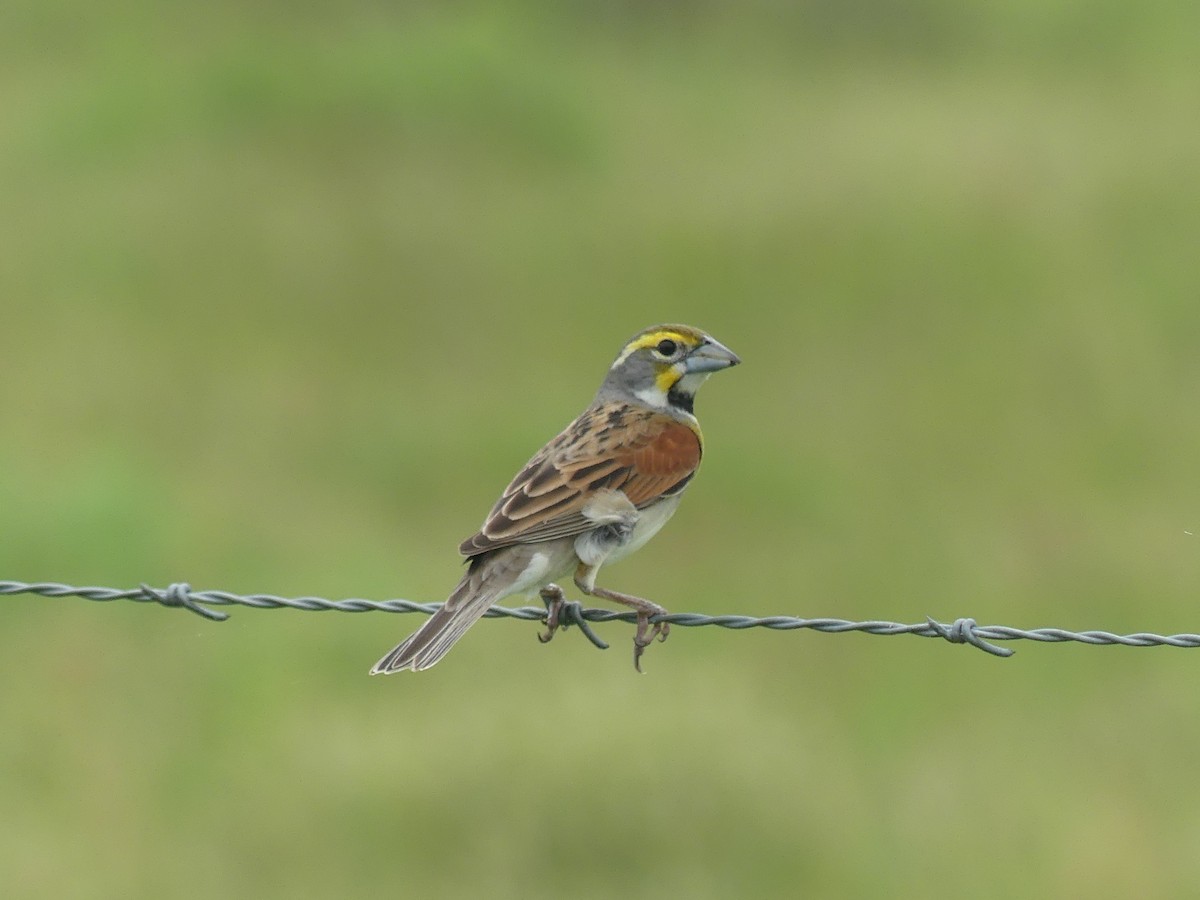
[599,324,740,416]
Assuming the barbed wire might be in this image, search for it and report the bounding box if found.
[5,579,1200,659]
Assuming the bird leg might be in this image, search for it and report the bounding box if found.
[574,566,669,673]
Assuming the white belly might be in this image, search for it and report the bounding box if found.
[602,494,682,565]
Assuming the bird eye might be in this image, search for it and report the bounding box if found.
[655,339,678,357]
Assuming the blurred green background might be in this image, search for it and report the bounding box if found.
[3,1,1200,897]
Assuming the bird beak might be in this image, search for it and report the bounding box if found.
[684,337,741,374]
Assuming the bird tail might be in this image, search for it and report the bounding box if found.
[370,560,502,674]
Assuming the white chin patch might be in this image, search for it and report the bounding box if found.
[633,386,669,408]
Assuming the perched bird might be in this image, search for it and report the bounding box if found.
[371,324,740,674]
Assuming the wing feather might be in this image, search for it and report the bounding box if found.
[458,402,701,556]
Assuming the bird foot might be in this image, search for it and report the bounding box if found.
[538,585,610,651]
[538,584,567,643]
[632,604,670,673]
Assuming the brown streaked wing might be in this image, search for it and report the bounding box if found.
[458,403,702,556]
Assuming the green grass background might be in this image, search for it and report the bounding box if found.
[3,2,1200,897]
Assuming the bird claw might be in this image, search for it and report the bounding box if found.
[538,585,610,651]
[538,584,567,644]
[632,608,670,673]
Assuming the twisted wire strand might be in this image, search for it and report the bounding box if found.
[4,579,1200,658]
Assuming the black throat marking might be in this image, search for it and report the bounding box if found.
[667,384,695,415]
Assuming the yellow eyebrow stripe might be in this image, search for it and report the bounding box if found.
[626,329,692,353]
[612,330,695,368]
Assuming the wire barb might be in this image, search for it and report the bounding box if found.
[139,582,229,622]
[4,579,1200,658]
[924,616,1013,657]
[539,592,610,650]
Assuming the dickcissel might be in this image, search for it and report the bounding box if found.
[371,324,740,674]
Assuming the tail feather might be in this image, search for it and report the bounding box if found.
[370,567,499,674]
